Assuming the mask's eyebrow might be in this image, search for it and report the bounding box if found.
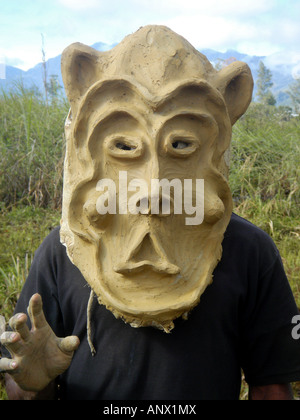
[73,78,152,149]
[159,111,217,126]
[89,108,145,138]
[154,80,225,114]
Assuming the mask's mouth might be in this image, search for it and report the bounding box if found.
[114,260,180,275]
[112,229,180,276]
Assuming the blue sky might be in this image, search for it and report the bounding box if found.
[0,0,300,70]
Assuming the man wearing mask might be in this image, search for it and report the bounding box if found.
[1,26,300,400]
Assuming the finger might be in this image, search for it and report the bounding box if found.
[9,313,30,342]
[58,336,80,354]
[27,294,48,330]
[0,331,23,355]
[0,357,18,373]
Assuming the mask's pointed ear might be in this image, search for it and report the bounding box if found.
[213,61,254,125]
[61,43,100,115]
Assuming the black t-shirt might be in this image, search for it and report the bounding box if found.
[6,213,300,400]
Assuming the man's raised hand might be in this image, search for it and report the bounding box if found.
[0,294,79,392]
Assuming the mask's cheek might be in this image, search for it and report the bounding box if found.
[202,171,232,224]
[204,189,226,224]
[67,183,113,243]
[84,189,114,229]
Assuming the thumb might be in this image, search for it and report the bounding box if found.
[58,336,80,354]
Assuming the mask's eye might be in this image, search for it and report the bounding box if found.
[172,140,190,150]
[116,142,137,151]
[164,134,199,158]
[105,136,143,159]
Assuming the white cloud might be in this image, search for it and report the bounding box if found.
[292,64,300,80]
[158,14,257,53]
[264,51,300,79]
[277,20,300,44]
[168,0,274,17]
[52,0,300,57]
[0,45,43,71]
[58,0,100,11]
[56,0,275,20]
[1,0,300,70]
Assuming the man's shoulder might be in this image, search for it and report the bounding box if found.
[224,213,279,263]
[227,213,276,245]
[34,226,65,260]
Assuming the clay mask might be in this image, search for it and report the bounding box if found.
[60,25,253,332]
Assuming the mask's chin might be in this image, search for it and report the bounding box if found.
[94,238,213,333]
[96,269,202,333]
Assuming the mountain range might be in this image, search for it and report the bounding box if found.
[0,42,297,107]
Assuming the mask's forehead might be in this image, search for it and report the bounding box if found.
[62,25,253,127]
[108,26,216,95]
[73,78,227,138]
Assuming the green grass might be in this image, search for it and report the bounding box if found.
[0,207,60,399]
[0,206,61,317]
[0,82,69,209]
[230,104,300,305]
[0,88,299,399]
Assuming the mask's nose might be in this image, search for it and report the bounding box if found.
[133,189,175,216]
[129,153,175,216]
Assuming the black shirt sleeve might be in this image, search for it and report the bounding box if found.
[231,216,300,386]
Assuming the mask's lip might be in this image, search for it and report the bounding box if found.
[113,260,180,275]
